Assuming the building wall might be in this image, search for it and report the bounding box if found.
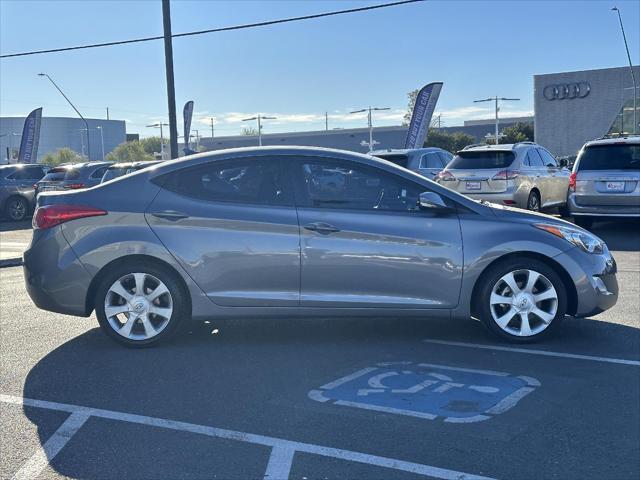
[0,117,126,163]
[534,65,640,157]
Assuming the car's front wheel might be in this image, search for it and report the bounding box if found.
[95,261,189,347]
[477,258,567,342]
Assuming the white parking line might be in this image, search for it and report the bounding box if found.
[423,339,640,366]
[12,411,90,480]
[1,393,495,480]
[263,446,295,480]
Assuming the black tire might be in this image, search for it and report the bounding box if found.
[4,196,29,221]
[477,258,567,343]
[558,204,571,218]
[573,216,593,230]
[95,260,190,347]
[526,190,541,212]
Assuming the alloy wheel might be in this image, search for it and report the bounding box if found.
[104,272,173,340]
[8,198,27,221]
[527,193,540,212]
[489,269,558,337]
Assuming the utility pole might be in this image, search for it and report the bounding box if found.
[162,0,179,158]
[97,126,105,160]
[242,114,277,146]
[325,112,329,131]
[350,106,390,153]
[106,107,110,120]
[147,123,169,158]
[473,96,520,144]
[210,117,215,138]
[612,6,637,134]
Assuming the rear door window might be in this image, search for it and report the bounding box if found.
[577,144,640,171]
[447,151,516,169]
[8,166,45,180]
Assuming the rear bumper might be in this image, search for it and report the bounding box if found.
[23,226,92,317]
[568,194,640,217]
[461,187,526,208]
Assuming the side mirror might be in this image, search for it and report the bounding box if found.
[418,191,451,212]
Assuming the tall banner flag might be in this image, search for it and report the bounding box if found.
[18,107,43,163]
[404,82,443,149]
[183,100,195,155]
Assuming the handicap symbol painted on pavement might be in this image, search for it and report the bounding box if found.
[308,362,540,423]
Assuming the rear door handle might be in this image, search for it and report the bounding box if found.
[151,210,189,221]
[303,222,340,234]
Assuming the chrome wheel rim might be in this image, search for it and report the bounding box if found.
[8,199,26,220]
[490,269,558,337]
[528,194,540,211]
[105,273,173,340]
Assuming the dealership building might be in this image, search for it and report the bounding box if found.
[0,116,126,163]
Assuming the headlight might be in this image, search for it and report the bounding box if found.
[534,223,605,254]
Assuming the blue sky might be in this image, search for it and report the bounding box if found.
[1,0,638,138]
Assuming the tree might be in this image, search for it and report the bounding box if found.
[41,148,82,166]
[242,126,259,136]
[499,122,534,144]
[106,141,154,163]
[424,129,475,153]
[404,89,419,125]
[139,136,163,155]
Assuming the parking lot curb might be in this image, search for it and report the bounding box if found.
[0,257,22,268]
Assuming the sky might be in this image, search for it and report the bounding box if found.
[1,0,639,139]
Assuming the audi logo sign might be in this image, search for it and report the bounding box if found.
[543,82,591,100]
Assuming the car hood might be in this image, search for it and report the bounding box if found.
[483,201,576,227]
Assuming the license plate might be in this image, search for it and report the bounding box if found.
[466,181,481,190]
[606,181,624,192]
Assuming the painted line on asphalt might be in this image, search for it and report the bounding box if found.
[12,411,90,480]
[1,394,495,480]
[423,339,640,366]
[263,446,295,480]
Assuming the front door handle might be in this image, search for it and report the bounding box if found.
[151,210,189,221]
[303,222,340,234]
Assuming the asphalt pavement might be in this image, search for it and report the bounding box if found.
[0,219,639,479]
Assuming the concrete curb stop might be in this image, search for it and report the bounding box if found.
[0,258,23,268]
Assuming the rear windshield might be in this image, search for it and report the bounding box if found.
[448,151,516,169]
[374,154,409,168]
[41,167,81,181]
[577,144,640,171]
[102,167,128,182]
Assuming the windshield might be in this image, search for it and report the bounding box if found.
[102,167,128,182]
[374,154,409,168]
[448,151,516,169]
[577,144,640,171]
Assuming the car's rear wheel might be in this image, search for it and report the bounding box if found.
[5,196,29,221]
[95,261,189,347]
[526,191,540,212]
[477,258,567,343]
[573,216,593,229]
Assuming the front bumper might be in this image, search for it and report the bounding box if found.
[553,246,618,317]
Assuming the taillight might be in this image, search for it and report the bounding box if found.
[33,205,107,230]
[436,171,456,181]
[64,183,85,189]
[569,172,577,192]
[492,170,519,180]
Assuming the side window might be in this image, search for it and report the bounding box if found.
[90,167,108,179]
[298,158,425,213]
[526,150,544,167]
[419,152,443,169]
[162,158,292,206]
[538,149,558,168]
[8,167,42,180]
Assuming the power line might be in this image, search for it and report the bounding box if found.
[0,0,423,59]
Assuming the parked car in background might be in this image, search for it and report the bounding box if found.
[435,142,570,212]
[101,161,163,183]
[35,161,113,196]
[568,136,640,229]
[371,147,453,180]
[25,146,617,347]
[0,164,49,221]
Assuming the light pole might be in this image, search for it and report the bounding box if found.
[612,6,638,134]
[473,97,520,144]
[96,126,105,160]
[146,123,169,158]
[242,114,277,146]
[0,132,20,162]
[350,106,390,152]
[79,129,86,158]
[38,73,91,159]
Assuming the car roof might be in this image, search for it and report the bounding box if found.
[583,135,640,147]
[107,162,134,169]
[0,163,43,169]
[461,142,538,152]
[370,147,445,156]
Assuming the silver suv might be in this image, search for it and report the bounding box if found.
[435,142,570,212]
[568,136,640,229]
[371,148,453,180]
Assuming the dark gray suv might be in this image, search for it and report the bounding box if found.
[35,161,113,196]
[0,163,49,221]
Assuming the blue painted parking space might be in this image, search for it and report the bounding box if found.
[309,362,540,423]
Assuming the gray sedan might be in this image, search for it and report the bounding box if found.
[24,146,618,346]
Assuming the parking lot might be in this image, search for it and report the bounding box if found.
[1,219,639,480]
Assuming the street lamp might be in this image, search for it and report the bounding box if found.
[96,126,105,160]
[473,97,520,144]
[146,122,169,158]
[38,73,91,159]
[242,114,277,146]
[612,6,638,134]
[0,132,20,162]
[350,106,390,153]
